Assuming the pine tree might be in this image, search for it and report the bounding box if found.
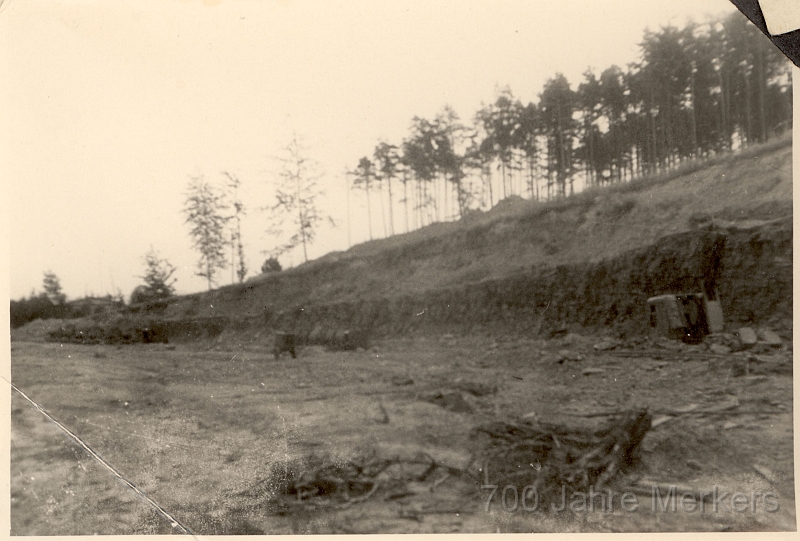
[139,247,177,299]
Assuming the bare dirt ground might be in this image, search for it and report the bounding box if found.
[9,333,795,534]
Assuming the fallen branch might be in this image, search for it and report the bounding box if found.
[622,483,713,502]
[430,472,450,492]
[339,482,381,508]
[267,452,471,512]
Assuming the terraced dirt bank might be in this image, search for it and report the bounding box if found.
[166,218,791,342]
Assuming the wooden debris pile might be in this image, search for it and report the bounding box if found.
[477,409,651,505]
[258,451,470,512]
[276,456,389,506]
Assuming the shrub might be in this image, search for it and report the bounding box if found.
[261,257,282,274]
[597,197,636,221]
[10,295,61,328]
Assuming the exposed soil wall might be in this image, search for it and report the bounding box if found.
[46,315,229,345]
[717,218,793,330]
[261,218,791,340]
[41,218,790,345]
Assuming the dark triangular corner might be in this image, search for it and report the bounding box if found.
[730,0,800,67]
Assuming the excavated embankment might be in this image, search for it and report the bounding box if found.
[259,218,791,341]
[45,217,791,345]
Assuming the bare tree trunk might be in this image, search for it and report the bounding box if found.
[501,160,507,200]
[402,175,409,233]
[442,175,448,220]
[415,178,422,229]
[690,64,698,157]
[366,181,373,241]
[756,44,767,142]
[379,185,387,238]
[432,178,439,222]
[649,86,657,173]
[387,177,394,236]
[486,164,494,208]
[345,170,351,247]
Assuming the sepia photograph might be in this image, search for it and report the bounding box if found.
[3,0,795,534]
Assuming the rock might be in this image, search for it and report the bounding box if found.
[706,332,743,351]
[581,368,604,376]
[709,344,732,355]
[758,329,782,346]
[705,333,727,345]
[738,327,758,347]
[710,396,739,412]
[753,464,776,483]
[593,340,618,351]
[558,350,585,362]
[686,459,703,471]
[391,376,414,386]
[633,480,699,499]
[655,338,685,351]
[762,353,791,369]
[673,403,699,413]
[650,415,674,428]
[722,421,739,430]
[560,333,592,348]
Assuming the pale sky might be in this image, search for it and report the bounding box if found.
[2,0,740,301]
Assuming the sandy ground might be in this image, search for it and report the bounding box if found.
[9,334,795,534]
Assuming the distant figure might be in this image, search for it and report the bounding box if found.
[273,332,296,359]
